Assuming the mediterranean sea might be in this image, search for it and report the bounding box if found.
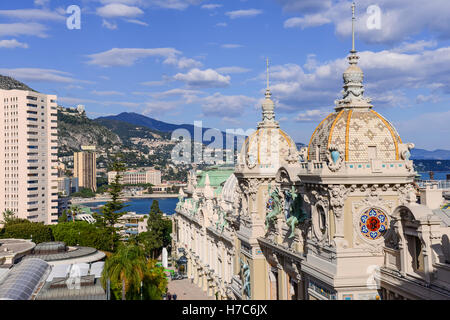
[79,197,179,215]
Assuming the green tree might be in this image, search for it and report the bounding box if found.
[138,200,172,259]
[94,155,128,251]
[101,243,167,300]
[51,221,114,251]
[58,211,69,223]
[2,222,53,244]
[72,187,96,198]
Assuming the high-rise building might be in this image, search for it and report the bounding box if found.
[73,146,97,192]
[0,75,59,224]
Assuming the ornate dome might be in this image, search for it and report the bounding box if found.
[239,64,297,171]
[307,108,402,162]
[307,15,403,163]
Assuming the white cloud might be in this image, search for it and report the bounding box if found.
[201,4,222,10]
[295,109,332,122]
[96,4,144,18]
[280,0,450,45]
[0,68,89,84]
[163,56,203,69]
[34,0,50,6]
[260,46,450,112]
[0,23,48,38]
[0,9,65,21]
[392,40,437,53]
[225,9,263,19]
[198,93,257,117]
[174,68,231,88]
[221,44,244,49]
[144,0,204,10]
[151,88,202,99]
[0,39,28,49]
[124,19,149,26]
[91,90,125,96]
[215,66,251,74]
[102,19,118,30]
[86,47,181,67]
[284,14,331,29]
[215,22,227,27]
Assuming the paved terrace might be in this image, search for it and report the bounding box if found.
[167,278,214,300]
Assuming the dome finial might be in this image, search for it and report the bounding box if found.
[259,58,278,128]
[352,1,356,53]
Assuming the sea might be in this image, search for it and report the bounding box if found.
[417,171,450,180]
[80,197,179,216]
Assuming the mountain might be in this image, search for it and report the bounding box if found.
[0,74,36,92]
[95,112,241,147]
[96,112,197,135]
[411,148,450,160]
[58,108,122,157]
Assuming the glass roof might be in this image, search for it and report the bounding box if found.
[0,258,50,300]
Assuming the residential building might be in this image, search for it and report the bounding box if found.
[73,146,97,192]
[0,76,59,224]
[57,176,79,196]
[108,168,161,186]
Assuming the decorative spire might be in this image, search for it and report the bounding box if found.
[335,1,372,111]
[352,1,356,53]
[259,58,279,128]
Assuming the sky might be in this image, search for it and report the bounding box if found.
[0,0,449,150]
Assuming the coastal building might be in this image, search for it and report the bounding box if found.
[74,146,97,192]
[116,212,149,238]
[173,4,450,300]
[0,75,59,224]
[57,176,79,196]
[108,167,161,186]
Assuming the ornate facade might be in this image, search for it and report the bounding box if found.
[173,5,450,300]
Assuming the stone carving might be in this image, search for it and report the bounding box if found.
[329,185,349,248]
[285,147,299,164]
[239,258,251,299]
[299,147,308,162]
[284,186,308,238]
[265,184,282,229]
[398,184,417,206]
[326,145,344,172]
[399,143,414,161]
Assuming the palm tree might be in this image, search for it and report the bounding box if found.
[101,244,147,300]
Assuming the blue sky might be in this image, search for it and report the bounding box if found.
[0,0,449,149]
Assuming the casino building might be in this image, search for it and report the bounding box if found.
[173,4,450,300]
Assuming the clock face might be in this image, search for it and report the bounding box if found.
[359,208,388,240]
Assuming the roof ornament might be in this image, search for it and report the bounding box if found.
[335,1,372,111]
[259,58,279,128]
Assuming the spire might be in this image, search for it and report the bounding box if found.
[352,1,356,53]
[335,1,372,111]
[259,58,278,128]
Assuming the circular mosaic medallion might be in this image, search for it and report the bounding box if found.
[359,208,388,240]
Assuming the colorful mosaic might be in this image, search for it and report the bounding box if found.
[359,207,389,240]
[307,109,402,162]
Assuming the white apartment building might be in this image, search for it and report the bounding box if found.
[0,81,59,224]
[108,168,161,186]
